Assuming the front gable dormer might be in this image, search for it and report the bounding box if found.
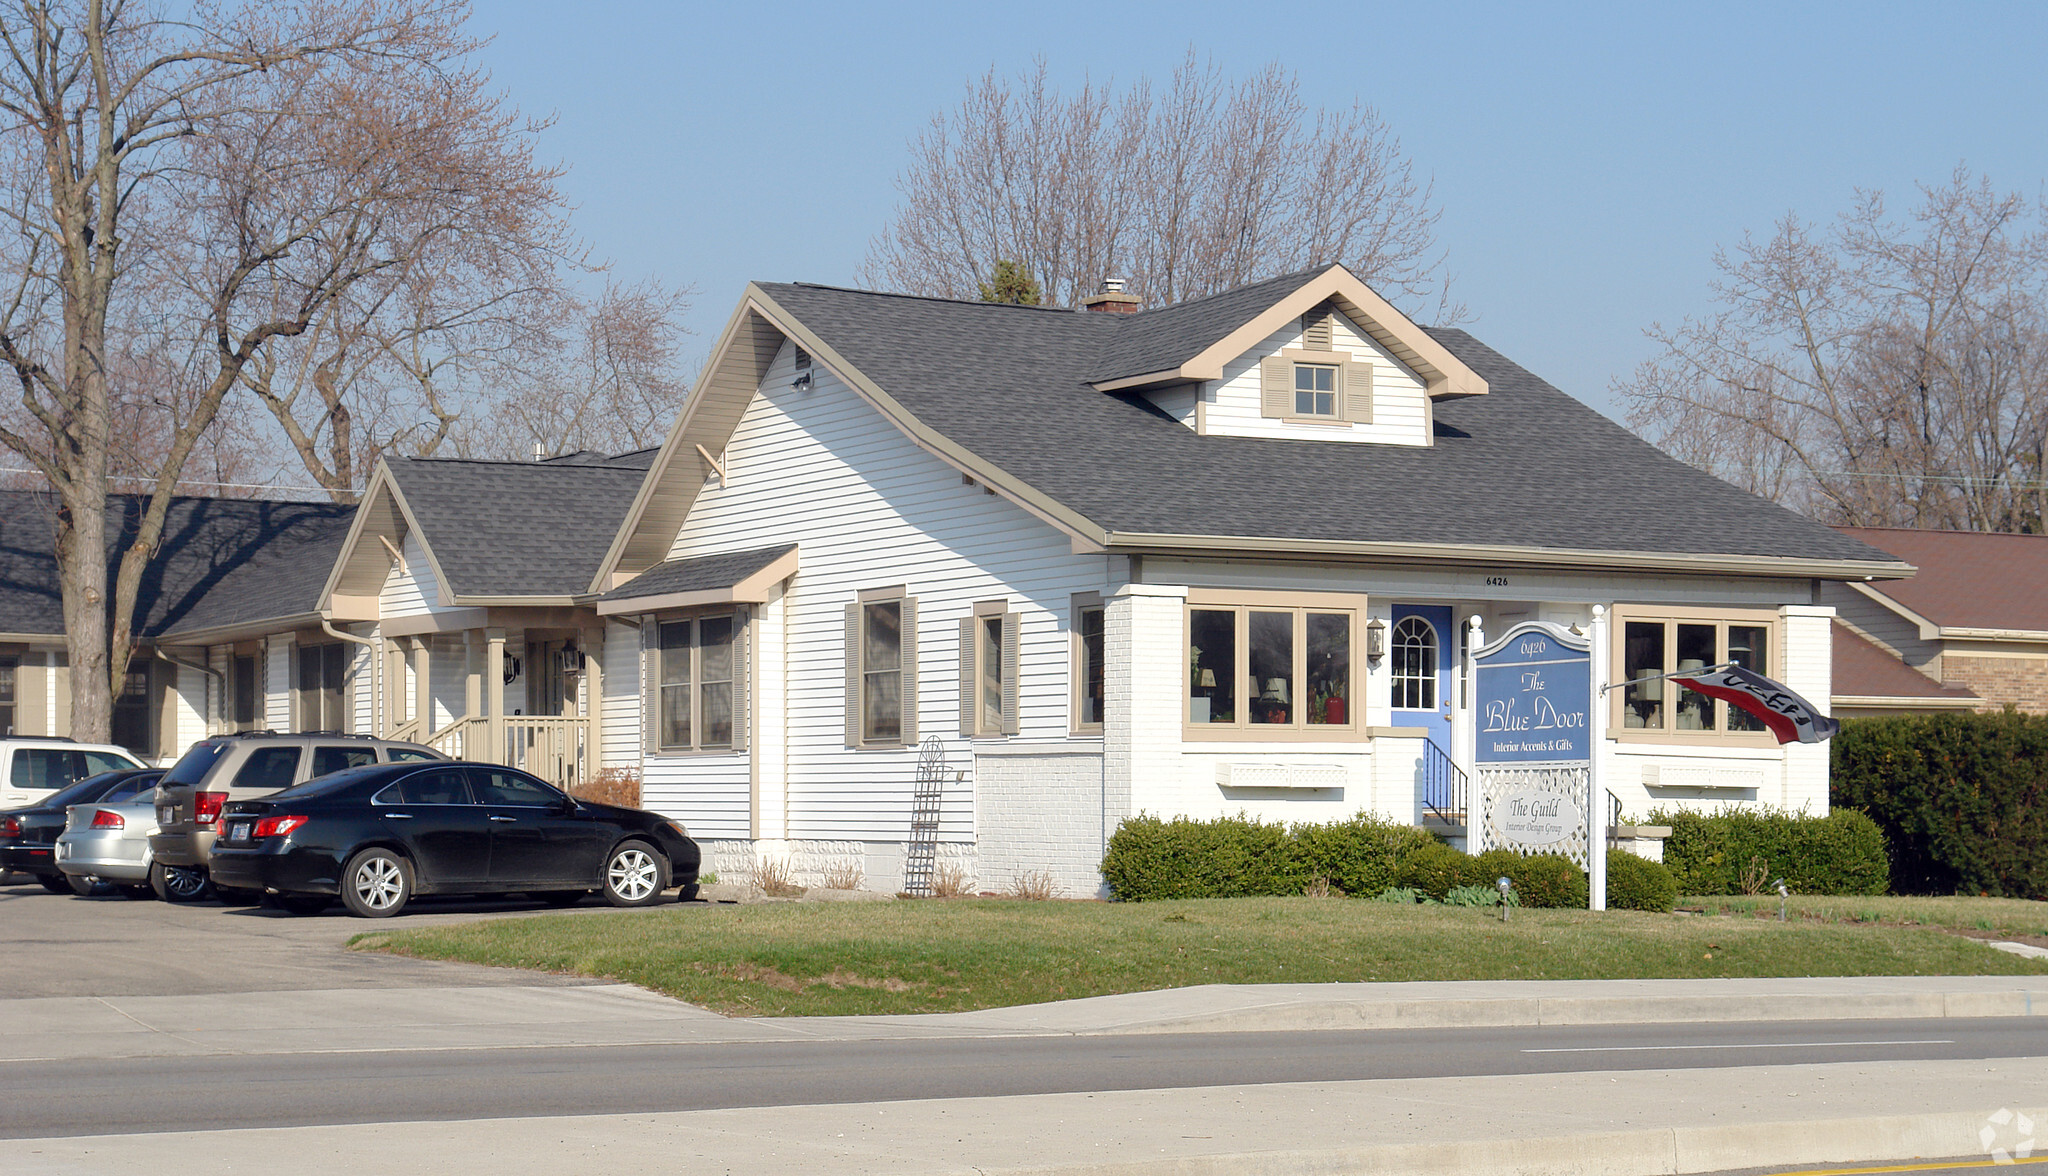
[1092,264,1485,447]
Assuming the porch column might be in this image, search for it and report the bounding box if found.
[382,641,402,736]
[464,629,483,721]
[580,625,604,773]
[412,637,432,736]
[486,628,507,766]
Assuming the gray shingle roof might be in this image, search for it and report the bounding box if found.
[0,491,354,639]
[755,282,1898,567]
[1087,269,1325,383]
[601,544,798,603]
[387,454,654,598]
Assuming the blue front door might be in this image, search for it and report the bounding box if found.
[1390,605,1454,753]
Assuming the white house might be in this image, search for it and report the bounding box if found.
[567,264,1908,895]
[5,264,1913,898]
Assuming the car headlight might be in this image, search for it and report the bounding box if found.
[664,819,691,840]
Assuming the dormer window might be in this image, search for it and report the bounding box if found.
[1294,363,1339,418]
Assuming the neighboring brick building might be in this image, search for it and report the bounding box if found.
[1823,528,2048,715]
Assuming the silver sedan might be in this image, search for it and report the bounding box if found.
[56,782,206,901]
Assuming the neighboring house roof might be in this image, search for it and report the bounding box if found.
[1834,527,2048,635]
[1831,621,1979,707]
[0,490,354,641]
[706,277,1904,575]
[383,453,655,599]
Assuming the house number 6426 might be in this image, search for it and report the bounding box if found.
[1484,576,1509,587]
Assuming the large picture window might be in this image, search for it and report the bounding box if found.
[1612,608,1777,742]
[657,613,740,752]
[845,591,917,749]
[1186,591,1360,739]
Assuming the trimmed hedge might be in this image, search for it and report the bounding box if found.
[1651,807,1888,897]
[1101,812,1655,910]
[1606,849,1679,912]
[1832,713,2048,898]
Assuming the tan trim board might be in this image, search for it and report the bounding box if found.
[328,593,379,622]
[1935,627,2048,644]
[1105,531,1916,582]
[1832,694,1981,710]
[0,631,61,644]
[1091,368,1187,392]
[155,612,325,647]
[1843,580,1938,639]
[1091,265,1488,400]
[378,608,489,638]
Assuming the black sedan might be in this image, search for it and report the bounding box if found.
[1,769,165,892]
[207,761,701,918]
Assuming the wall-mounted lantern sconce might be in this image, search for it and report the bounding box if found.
[790,371,813,391]
[502,656,523,685]
[1365,617,1387,664]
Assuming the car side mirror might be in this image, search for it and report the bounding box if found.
[554,796,577,815]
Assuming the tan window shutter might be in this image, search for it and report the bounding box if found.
[731,607,750,753]
[958,617,977,737]
[640,619,658,758]
[844,602,862,748]
[1260,356,1291,419]
[899,598,919,746]
[1000,612,1020,735]
[1343,361,1374,424]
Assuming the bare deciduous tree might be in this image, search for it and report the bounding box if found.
[0,0,566,742]
[1619,167,2048,532]
[861,51,1457,317]
[460,278,694,461]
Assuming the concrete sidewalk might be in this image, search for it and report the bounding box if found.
[6,1056,2042,1175]
[5,974,2047,1061]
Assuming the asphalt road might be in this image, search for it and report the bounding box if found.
[4,1016,2042,1139]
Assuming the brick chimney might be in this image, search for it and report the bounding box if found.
[1082,277,1142,315]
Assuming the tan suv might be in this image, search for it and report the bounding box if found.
[148,733,443,902]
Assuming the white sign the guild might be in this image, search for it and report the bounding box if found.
[1489,788,1582,847]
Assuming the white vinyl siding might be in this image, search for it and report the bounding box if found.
[1200,314,1430,445]
[427,634,466,731]
[380,532,443,618]
[264,637,291,731]
[602,619,642,768]
[652,338,1110,844]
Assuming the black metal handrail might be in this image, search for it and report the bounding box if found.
[1421,739,1467,825]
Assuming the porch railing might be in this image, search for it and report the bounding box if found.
[1421,739,1468,827]
[395,713,591,792]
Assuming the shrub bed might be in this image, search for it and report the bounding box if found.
[1651,807,1888,897]
[1832,713,2048,898]
[1101,812,1673,911]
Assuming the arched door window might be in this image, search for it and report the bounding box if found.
[1391,616,1438,710]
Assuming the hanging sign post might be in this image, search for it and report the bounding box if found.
[1473,619,1603,911]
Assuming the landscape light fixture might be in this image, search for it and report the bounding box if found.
[1496,876,1513,921]
[1773,877,1789,921]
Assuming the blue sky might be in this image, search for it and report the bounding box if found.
[477,1,2048,423]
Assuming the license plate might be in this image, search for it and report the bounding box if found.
[158,805,174,825]
[225,821,250,844]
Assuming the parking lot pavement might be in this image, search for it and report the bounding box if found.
[0,876,644,998]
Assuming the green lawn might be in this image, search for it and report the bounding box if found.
[352,894,2048,1018]
[1690,893,2048,938]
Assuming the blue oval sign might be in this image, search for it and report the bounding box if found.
[1474,621,1592,765]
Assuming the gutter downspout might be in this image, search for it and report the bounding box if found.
[323,619,381,736]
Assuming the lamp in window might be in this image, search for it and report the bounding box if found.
[1261,678,1289,703]
[1198,669,1217,688]
[1365,617,1387,664]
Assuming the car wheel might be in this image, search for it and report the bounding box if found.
[341,849,413,918]
[214,886,263,906]
[534,890,586,907]
[120,884,155,900]
[36,872,72,895]
[275,894,331,916]
[66,873,98,896]
[151,862,213,903]
[602,840,667,907]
